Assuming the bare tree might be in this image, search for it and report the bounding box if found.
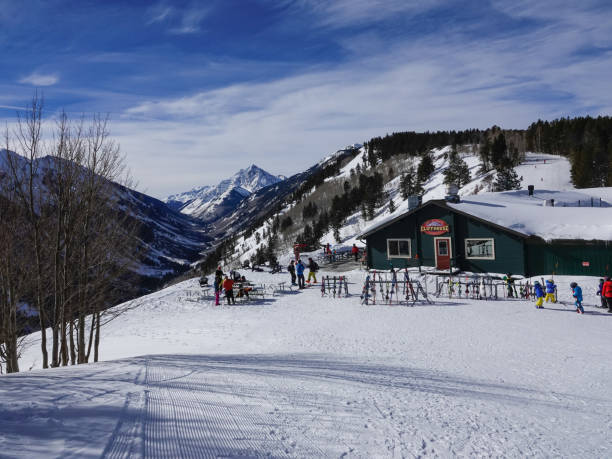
[2,94,140,371]
[5,95,50,368]
[0,129,29,373]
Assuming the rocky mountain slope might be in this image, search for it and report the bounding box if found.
[166,165,283,222]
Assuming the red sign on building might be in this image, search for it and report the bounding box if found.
[582,261,590,267]
[420,219,449,236]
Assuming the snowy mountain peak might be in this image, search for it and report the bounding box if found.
[165,165,284,222]
[229,164,282,193]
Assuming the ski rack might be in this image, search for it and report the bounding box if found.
[434,275,536,301]
[320,275,350,298]
[360,270,432,306]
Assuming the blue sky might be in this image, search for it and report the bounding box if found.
[2,0,612,197]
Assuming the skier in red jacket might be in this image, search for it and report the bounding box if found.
[601,277,612,313]
[222,277,236,305]
[351,244,360,262]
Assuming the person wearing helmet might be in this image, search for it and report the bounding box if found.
[545,279,557,303]
[214,266,224,306]
[533,280,545,309]
[570,282,584,314]
[596,278,606,308]
[602,276,612,313]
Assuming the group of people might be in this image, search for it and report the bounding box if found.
[323,243,363,263]
[597,277,612,312]
[532,277,612,314]
[213,266,252,305]
[287,257,319,289]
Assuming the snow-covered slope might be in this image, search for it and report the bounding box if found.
[166,165,283,222]
[8,269,612,457]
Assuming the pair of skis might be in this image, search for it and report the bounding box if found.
[322,275,349,298]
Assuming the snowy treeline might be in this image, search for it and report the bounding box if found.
[0,96,138,373]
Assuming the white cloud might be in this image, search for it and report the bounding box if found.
[275,0,444,28]
[19,72,59,87]
[146,2,209,34]
[114,7,612,198]
[147,4,173,24]
[168,7,209,34]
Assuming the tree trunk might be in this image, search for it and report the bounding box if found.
[94,312,100,362]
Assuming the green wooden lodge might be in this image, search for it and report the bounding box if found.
[358,199,612,277]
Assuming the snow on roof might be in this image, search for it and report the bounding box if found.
[360,189,612,242]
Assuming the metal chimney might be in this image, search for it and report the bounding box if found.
[407,195,422,210]
[445,184,460,203]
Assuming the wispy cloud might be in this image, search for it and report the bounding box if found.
[275,0,444,28]
[169,7,209,34]
[2,0,611,198]
[116,1,612,197]
[147,4,173,24]
[146,2,209,34]
[18,72,59,87]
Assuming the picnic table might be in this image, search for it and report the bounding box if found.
[233,281,266,302]
[183,285,212,302]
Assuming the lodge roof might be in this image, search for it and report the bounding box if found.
[358,191,612,242]
[358,200,529,239]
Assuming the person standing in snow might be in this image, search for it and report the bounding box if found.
[601,276,612,313]
[533,280,545,309]
[504,273,515,298]
[222,276,236,305]
[307,257,318,285]
[214,266,224,306]
[570,282,584,314]
[287,260,297,286]
[296,259,306,289]
[545,279,557,303]
[596,279,606,308]
[352,244,359,262]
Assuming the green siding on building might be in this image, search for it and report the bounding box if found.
[525,240,612,277]
[454,218,525,275]
[367,217,418,270]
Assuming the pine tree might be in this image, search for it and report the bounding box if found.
[333,225,341,243]
[417,152,435,184]
[400,166,417,199]
[494,167,522,191]
[491,133,507,169]
[444,151,471,187]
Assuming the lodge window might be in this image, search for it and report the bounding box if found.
[387,239,411,259]
[465,238,495,260]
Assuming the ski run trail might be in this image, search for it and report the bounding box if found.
[2,268,612,458]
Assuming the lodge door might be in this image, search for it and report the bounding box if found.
[434,237,451,270]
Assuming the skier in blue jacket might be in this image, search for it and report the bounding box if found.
[533,281,545,309]
[545,279,556,303]
[296,259,306,289]
[570,282,584,314]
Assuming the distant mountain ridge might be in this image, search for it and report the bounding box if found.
[165,164,283,222]
[0,149,210,294]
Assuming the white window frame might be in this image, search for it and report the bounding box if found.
[464,238,495,260]
[387,238,411,259]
